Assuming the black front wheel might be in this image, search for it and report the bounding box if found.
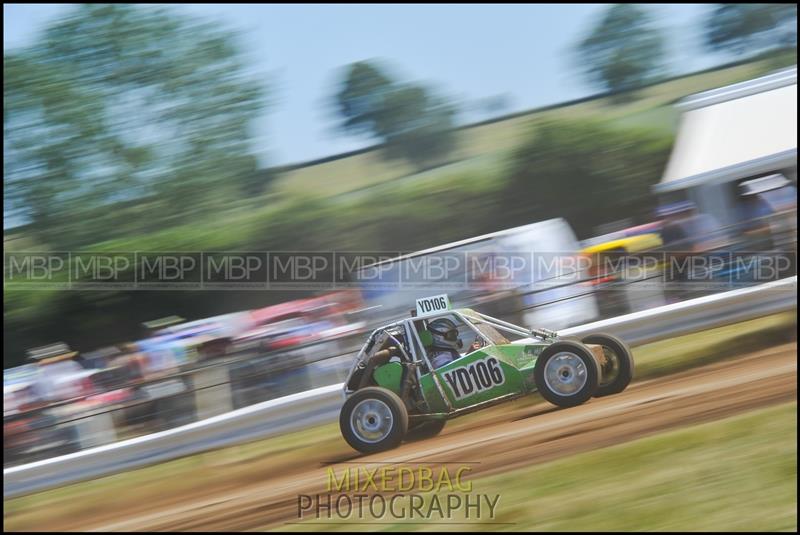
[534,341,599,408]
[340,387,409,454]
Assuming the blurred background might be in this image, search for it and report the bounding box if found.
[2,4,797,524]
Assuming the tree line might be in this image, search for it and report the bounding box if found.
[5,4,797,250]
[3,3,797,363]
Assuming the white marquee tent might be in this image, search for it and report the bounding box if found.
[655,66,797,226]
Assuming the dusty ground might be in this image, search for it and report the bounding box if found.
[10,343,798,532]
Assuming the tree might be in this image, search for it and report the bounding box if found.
[335,61,395,138]
[576,4,667,97]
[378,86,458,170]
[4,4,267,248]
[503,120,673,238]
[704,4,797,56]
[334,60,458,171]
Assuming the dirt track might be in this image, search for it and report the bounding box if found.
[19,344,800,531]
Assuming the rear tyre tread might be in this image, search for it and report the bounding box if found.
[582,332,634,397]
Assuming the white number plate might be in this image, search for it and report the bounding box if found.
[415,294,451,316]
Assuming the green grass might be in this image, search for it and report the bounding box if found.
[633,311,797,380]
[289,402,796,531]
[458,401,798,532]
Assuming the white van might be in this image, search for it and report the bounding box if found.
[352,218,598,330]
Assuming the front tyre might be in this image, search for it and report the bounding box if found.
[534,341,599,408]
[340,387,408,454]
[582,333,634,397]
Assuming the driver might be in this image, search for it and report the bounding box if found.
[427,318,464,369]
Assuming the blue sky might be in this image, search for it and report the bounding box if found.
[4,4,724,166]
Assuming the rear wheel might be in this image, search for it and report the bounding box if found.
[534,341,599,407]
[582,333,634,397]
[404,419,446,442]
[340,387,408,454]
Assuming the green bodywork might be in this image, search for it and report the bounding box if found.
[377,340,549,414]
[347,306,561,420]
[373,361,404,392]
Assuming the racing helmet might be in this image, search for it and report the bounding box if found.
[428,318,462,350]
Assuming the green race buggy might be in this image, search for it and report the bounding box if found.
[339,303,633,454]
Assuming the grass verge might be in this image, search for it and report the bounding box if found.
[286,402,796,531]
